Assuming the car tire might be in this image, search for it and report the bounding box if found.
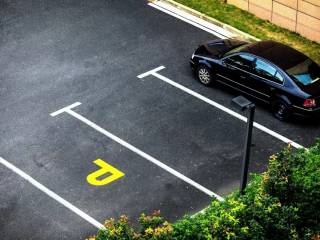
[272,100,291,121]
[197,65,213,86]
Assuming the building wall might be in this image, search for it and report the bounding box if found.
[227,0,320,42]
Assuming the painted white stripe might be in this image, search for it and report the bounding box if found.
[50,105,224,201]
[148,2,232,39]
[0,157,104,229]
[50,102,82,117]
[137,66,166,79]
[138,66,304,149]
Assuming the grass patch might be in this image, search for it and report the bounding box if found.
[174,0,320,65]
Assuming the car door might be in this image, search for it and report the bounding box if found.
[216,53,256,95]
[250,58,285,102]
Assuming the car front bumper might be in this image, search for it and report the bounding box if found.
[189,58,196,71]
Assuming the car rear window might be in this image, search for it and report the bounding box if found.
[286,59,320,86]
[223,44,249,57]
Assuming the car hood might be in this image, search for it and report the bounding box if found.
[203,39,248,58]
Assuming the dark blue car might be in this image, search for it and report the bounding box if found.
[190,39,320,121]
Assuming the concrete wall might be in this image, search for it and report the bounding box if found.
[227,0,320,42]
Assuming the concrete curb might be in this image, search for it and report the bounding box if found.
[149,0,260,42]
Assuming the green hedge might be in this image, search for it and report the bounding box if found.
[87,142,320,240]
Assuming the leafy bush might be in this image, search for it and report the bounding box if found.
[95,215,134,240]
[173,174,301,240]
[93,211,173,240]
[264,144,320,237]
[88,141,320,240]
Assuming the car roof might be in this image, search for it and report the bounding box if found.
[241,40,308,70]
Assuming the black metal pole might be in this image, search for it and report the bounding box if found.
[240,104,255,195]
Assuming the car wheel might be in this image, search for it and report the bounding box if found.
[272,100,291,121]
[197,65,213,86]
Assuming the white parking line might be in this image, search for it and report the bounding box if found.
[137,66,304,149]
[50,103,224,201]
[148,2,233,39]
[0,156,104,229]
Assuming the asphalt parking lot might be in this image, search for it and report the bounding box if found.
[1,0,320,239]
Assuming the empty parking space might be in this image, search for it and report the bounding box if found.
[1,111,214,227]
[0,165,97,239]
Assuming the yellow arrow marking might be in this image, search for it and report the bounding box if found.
[87,159,125,186]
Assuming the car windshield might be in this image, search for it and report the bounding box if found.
[286,58,320,86]
[222,44,249,57]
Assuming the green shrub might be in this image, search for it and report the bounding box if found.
[173,174,301,240]
[93,211,173,240]
[88,141,320,240]
[264,143,320,237]
[95,215,134,240]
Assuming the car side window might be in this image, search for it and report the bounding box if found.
[254,59,283,84]
[224,54,255,72]
[274,71,284,84]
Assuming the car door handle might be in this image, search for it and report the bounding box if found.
[224,62,236,70]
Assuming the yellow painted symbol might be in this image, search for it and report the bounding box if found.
[87,159,125,186]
